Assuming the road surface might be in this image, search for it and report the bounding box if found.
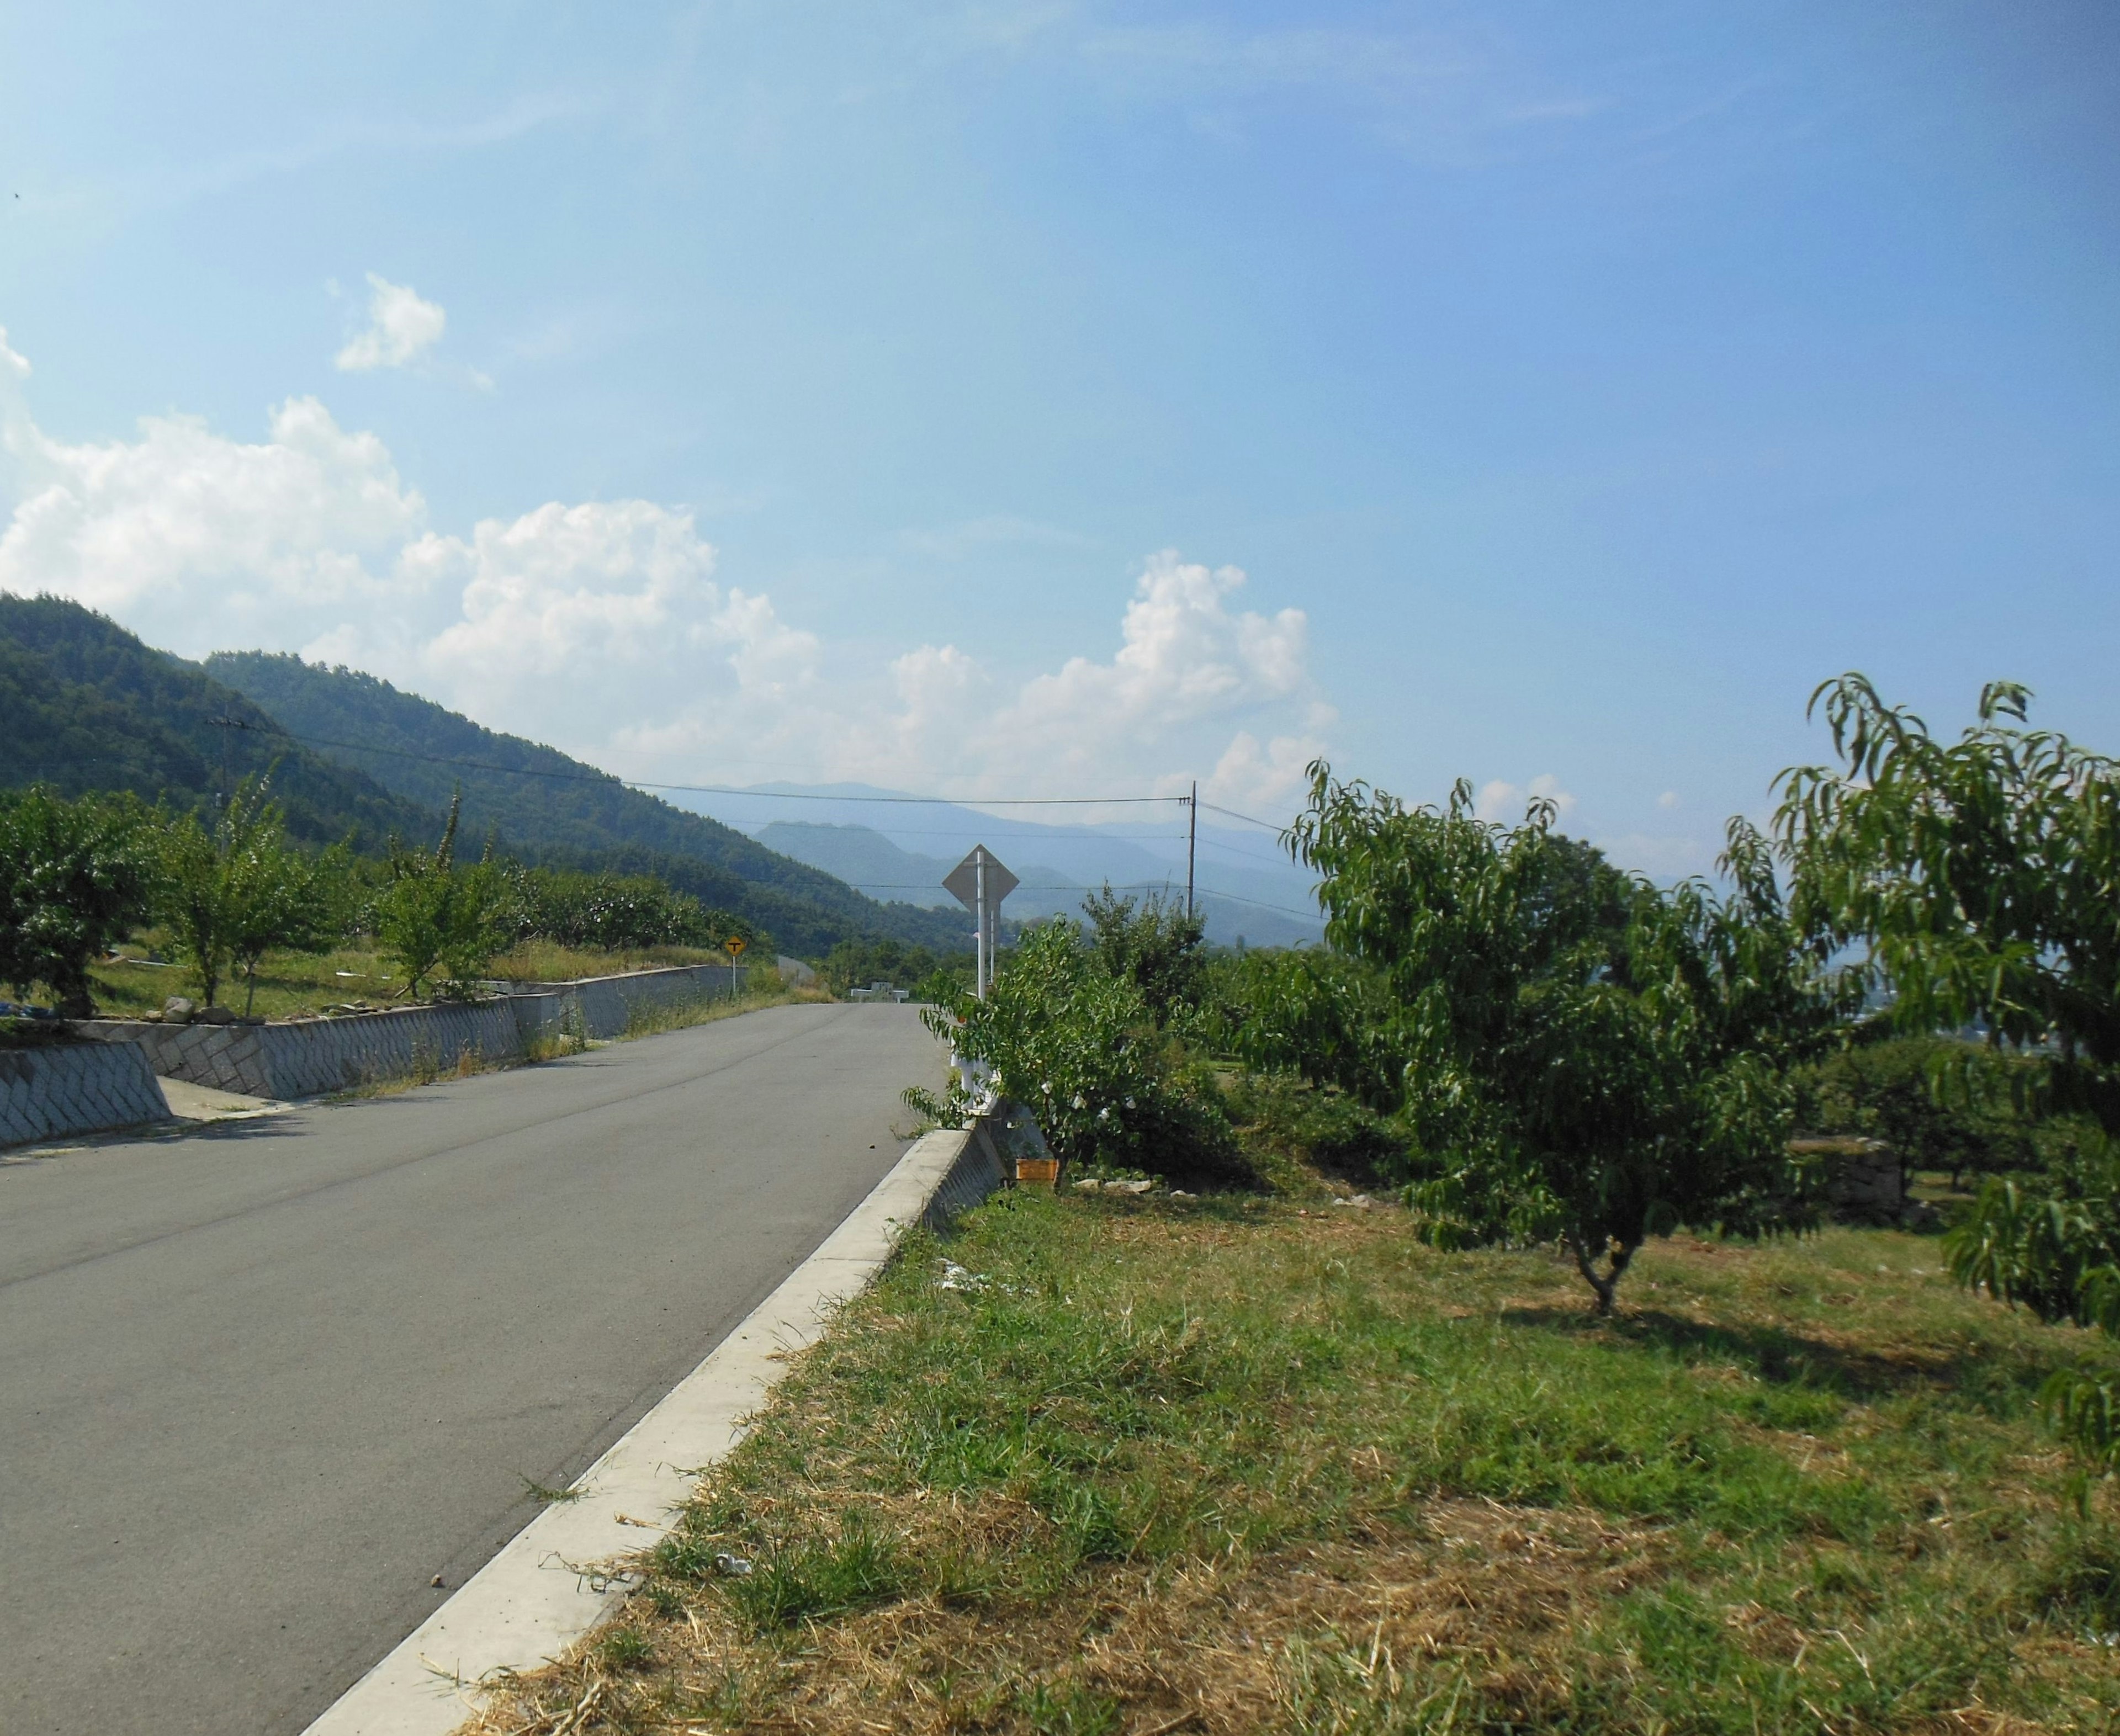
[0,1002,942,1735]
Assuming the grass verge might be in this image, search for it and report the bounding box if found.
[464,1193,2120,1735]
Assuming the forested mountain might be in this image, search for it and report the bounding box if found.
[203,649,968,954]
[0,594,435,850]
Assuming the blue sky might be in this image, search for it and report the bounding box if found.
[2,2,2114,874]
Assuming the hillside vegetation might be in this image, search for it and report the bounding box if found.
[0,593,434,851]
[0,597,968,959]
[205,649,969,955]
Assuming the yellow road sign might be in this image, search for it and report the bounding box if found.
[723,935,747,957]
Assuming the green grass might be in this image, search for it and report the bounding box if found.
[464,1195,2120,1735]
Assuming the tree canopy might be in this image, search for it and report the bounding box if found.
[1244,765,1847,1310]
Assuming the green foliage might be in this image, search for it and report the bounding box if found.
[1782,676,2120,1465]
[1794,1034,2035,1183]
[505,866,755,956]
[822,935,967,996]
[1081,885,1206,1021]
[905,920,1239,1182]
[1947,1134,2120,1467]
[152,776,348,1012]
[1776,674,2120,1134]
[0,593,434,850]
[1246,765,1850,1310]
[372,795,509,999]
[0,784,154,1016]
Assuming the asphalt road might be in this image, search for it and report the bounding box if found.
[0,1002,944,1735]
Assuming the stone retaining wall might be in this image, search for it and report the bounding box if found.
[80,962,762,1100]
[0,1042,171,1147]
[82,1001,522,1100]
[510,962,754,1041]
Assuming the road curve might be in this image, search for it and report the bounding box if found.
[0,1002,944,1736]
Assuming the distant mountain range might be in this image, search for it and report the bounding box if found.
[0,597,971,957]
[698,787,1324,949]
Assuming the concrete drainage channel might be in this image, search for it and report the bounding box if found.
[304,1114,1024,1736]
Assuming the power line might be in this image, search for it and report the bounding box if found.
[849,880,1323,924]
[1199,800,1288,832]
[208,716,1189,808]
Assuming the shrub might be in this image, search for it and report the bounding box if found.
[822,936,959,996]
[1225,1070,1413,1187]
[372,795,509,999]
[506,866,751,955]
[905,919,1240,1183]
[0,785,153,1016]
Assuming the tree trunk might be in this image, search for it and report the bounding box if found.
[1567,1234,1637,1316]
[52,962,96,1020]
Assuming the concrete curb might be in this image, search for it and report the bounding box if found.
[304,1124,1004,1736]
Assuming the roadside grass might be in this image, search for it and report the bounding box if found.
[613,976,833,1042]
[464,1194,2120,1735]
[85,942,404,1021]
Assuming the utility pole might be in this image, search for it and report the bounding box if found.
[1186,781,1197,921]
[974,850,988,1000]
[207,715,243,808]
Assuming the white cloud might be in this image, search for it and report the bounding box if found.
[1475,772,1576,825]
[0,350,426,648]
[335,273,448,371]
[1658,789,1682,809]
[0,336,1328,814]
[613,548,1324,812]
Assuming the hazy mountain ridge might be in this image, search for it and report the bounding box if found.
[741,797,1324,948]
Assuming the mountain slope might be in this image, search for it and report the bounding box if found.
[0,594,439,850]
[203,651,968,955]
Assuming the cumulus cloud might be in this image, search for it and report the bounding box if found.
[0,335,1328,812]
[1475,772,1576,825]
[0,354,426,648]
[335,273,448,371]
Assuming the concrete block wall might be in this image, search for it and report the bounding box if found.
[513,962,752,1040]
[83,1001,522,1100]
[0,1042,171,1147]
[78,961,761,1100]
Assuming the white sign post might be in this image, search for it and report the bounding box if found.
[943,845,1018,999]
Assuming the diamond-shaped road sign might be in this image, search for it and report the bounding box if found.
[943,845,1018,912]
